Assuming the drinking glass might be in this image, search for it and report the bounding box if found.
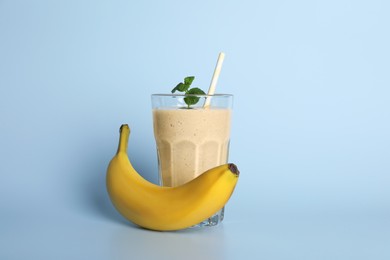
[151,94,233,227]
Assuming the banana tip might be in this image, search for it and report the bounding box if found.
[120,124,130,132]
[228,163,240,177]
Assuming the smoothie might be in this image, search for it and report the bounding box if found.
[153,108,231,187]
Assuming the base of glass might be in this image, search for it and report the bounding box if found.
[191,207,224,228]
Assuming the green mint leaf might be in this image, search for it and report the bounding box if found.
[184,87,206,108]
[186,87,206,95]
[184,76,195,86]
[171,83,189,93]
[171,76,206,108]
[184,96,199,107]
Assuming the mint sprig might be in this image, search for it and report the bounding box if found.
[171,76,206,108]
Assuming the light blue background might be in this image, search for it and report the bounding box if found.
[1,0,389,259]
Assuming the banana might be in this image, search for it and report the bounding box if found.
[106,124,240,231]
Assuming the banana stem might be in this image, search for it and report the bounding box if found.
[117,124,130,154]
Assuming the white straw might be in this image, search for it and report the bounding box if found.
[204,52,225,108]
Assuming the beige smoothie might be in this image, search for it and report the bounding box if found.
[153,108,231,187]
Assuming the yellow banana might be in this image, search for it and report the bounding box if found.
[106,124,240,231]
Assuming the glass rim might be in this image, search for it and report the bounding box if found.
[151,93,233,97]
